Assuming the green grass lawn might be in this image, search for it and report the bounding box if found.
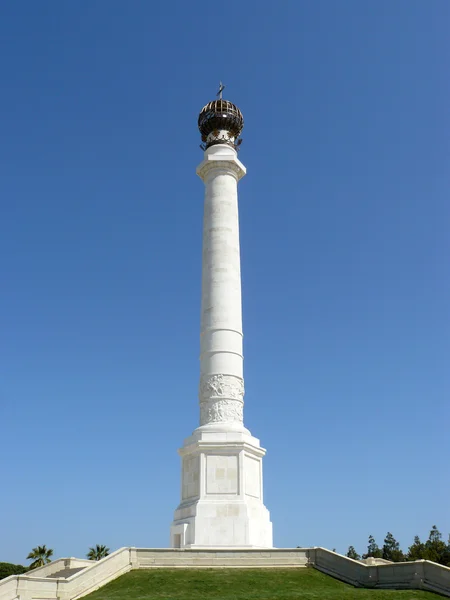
[84,568,438,600]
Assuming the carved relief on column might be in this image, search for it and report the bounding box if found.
[199,374,244,425]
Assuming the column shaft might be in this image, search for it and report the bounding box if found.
[197,148,246,429]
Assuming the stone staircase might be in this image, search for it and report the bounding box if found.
[45,567,88,579]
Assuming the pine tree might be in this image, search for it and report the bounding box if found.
[407,535,426,561]
[382,532,404,562]
[362,535,382,559]
[424,525,447,564]
[346,546,360,560]
[444,534,450,567]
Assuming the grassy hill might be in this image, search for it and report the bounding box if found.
[84,568,438,600]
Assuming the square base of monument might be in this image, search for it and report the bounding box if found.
[170,429,273,549]
[171,505,273,549]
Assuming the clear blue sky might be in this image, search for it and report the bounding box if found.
[0,1,448,564]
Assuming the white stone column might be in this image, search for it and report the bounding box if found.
[170,140,273,549]
[196,144,247,432]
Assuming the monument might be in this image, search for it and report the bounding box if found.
[170,88,273,548]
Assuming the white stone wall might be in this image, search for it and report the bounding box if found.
[244,454,261,499]
[424,561,450,595]
[312,547,450,596]
[312,548,366,586]
[0,577,19,600]
[1,548,449,600]
[206,455,239,495]
[135,548,309,568]
[182,455,200,500]
[15,576,60,600]
[67,548,131,600]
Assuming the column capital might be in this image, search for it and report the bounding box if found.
[197,145,246,182]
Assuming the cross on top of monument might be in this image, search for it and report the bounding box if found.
[216,81,225,99]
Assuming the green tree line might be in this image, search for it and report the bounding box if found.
[346,526,450,566]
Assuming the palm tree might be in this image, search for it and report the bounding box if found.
[26,546,53,570]
[87,545,110,561]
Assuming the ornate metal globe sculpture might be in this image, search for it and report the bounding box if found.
[198,99,244,151]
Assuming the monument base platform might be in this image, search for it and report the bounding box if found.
[3,548,449,600]
[170,428,273,549]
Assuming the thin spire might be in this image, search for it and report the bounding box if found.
[216,81,225,99]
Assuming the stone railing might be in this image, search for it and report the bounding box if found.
[0,577,19,600]
[0,547,448,600]
[0,548,132,600]
[63,547,132,600]
[309,547,366,586]
[423,560,450,596]
[311,547,450,596]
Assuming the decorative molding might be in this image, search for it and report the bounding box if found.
[199,373,244,402]
[200,398,243,424]
[196,159,245,182]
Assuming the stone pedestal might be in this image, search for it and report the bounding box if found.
[171,430,272,548]
[170,143,272,548]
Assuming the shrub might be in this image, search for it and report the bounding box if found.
[0,562,28,580]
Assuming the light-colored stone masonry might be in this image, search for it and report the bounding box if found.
[1,547,449,600]
[170,142,273,549]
